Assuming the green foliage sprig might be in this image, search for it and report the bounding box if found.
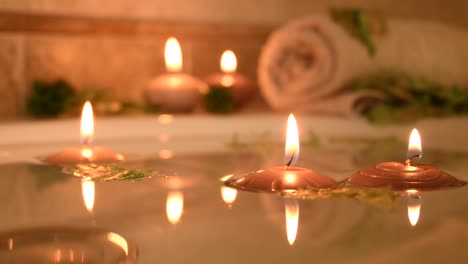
[204,86,234,114]
[330,7,387,56]
[26,80,75,118]
[352,70,468,124]
[63,163,161,181]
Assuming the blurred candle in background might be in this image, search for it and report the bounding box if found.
[145,37,207,112]
[204,50,256,110]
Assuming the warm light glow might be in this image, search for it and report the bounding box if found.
[158,114,174,124]
[81,147,93,160]
[285,114,299,166]
[220,75,235,87]
[407,128,422,159]
[80,101,94,145]
[165,37,183,73]
[221,186,238,205]
[107,232,129,256]
[159,149,174,160]
[407,193,422,226]
[8,238,13,251]
[285,198,299,245]
[284,172,297,184]
[220,174,234,182]
[166,192,184,224]
[55,249,62,263]
[81,177,95,213]
[220,50,237,74]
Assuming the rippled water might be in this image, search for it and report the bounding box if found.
[0,136,467,264]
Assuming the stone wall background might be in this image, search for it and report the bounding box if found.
[0,0,467,118]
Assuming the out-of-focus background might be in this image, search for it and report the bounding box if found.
[0,0,467,120]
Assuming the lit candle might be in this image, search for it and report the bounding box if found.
[349,128,465,191]
[224,114,339,192]
[145,37,207,112]
[43,101,125,166]
[204,50,256,106]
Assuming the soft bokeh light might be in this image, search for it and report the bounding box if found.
[221,186,237,205]
[166,191,184,224]
[220,50,237,73]
[107,232,129,256]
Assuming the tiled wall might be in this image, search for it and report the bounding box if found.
[0,13,271,118]
[0,0,467,118]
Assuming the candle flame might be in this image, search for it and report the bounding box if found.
[220,50,237,74]
[407,128,422,159]
[107,232,129,256]
[285,114,299,166]
[285,198,299,245]
[221,186,237,206]
[166,191,184,225]
[81,177,95,213]
[407,194,422,226]
[165,37,183,73]
[80,101,94,145]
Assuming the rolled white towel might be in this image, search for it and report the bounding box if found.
[258,15,468,115]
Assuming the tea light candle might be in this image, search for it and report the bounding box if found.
[349,129,465,191]
[204,50,255,106]
[225,114,338,192]
[145,37,207,112]
[43,101,125,166]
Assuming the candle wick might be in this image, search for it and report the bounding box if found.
[284,153,295,170]
[405,154,421,166]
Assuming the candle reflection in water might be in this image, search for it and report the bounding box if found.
[407,190,422,226]
[220,174,238,206]
[107,232,129,256]
[221,186,238,206]
[81,177,95,213]
[166,192,184,225]
[284,198,299,246]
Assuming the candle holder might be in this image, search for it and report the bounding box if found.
[349,129,466,191]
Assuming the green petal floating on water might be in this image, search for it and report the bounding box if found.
[63,163,162,181]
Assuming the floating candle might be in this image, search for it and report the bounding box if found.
[42,101,125,166]
[348,128,465,191]
[225,114,339,192]
[145,37,207,112]
[204,50,255,106]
